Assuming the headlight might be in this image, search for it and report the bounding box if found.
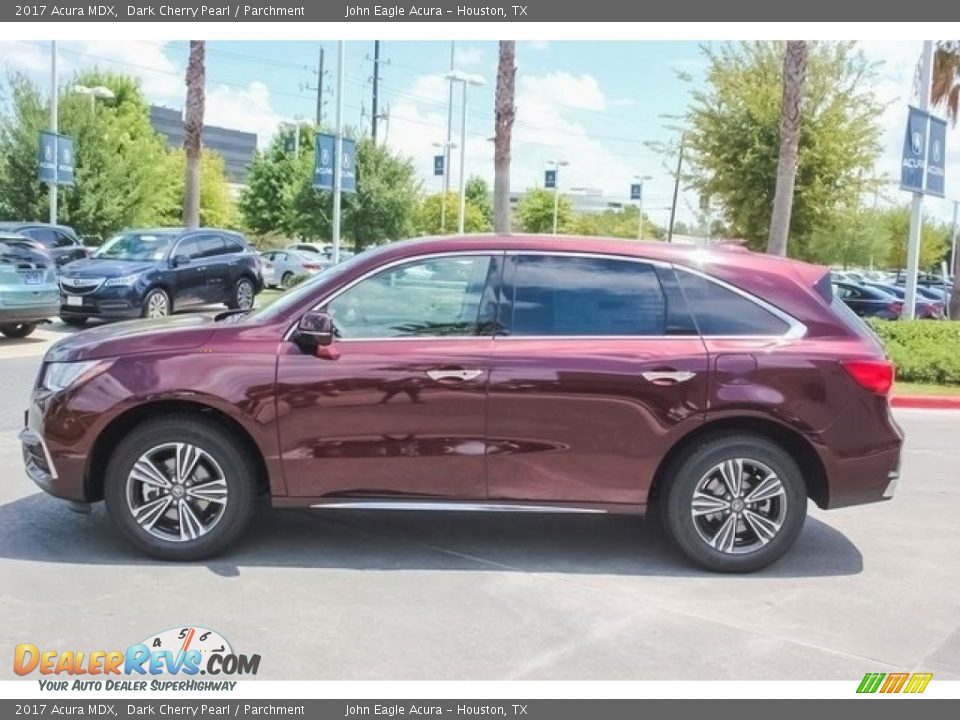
[42,361,100,393]
[104,274,141,287]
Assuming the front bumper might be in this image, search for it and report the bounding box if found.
[60,287,142,320]
[19,424,58,493]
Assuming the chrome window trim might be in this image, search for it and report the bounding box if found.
[282,247,806,343]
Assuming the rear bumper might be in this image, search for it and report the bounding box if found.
[0,303,59,324]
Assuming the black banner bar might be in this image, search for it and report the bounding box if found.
[1,699,958,719]
[2,0,958,22]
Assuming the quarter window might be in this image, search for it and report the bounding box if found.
[675,269,790,336]
[327,255,494,339]
[508,255,667,336]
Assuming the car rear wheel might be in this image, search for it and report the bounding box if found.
[281,271,294,288]
[103,415,257,561]
[660,433,807,573]
[61,316,88,328]
[0,322,37,338]
[227,277,255,310]
[142,288,171,319]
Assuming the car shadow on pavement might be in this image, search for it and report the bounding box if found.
[0,493,863,578]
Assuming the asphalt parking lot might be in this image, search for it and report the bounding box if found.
[0,322,958,681]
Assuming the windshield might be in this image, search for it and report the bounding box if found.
[247,252,370,323]
[94,232,175,261]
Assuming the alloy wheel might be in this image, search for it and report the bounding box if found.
[690,458,787,555]
[146,291,169,318]
[236,280,254,309]
[125,442,228,543]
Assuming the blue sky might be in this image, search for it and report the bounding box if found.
[1,39,956,228]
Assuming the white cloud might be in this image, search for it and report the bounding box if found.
[205,81,290,146]
[454,46,485,68]
[519,71,606,112]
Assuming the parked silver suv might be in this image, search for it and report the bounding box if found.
[0,232,59,338]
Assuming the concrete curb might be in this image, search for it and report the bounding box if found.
[891,395,960,410]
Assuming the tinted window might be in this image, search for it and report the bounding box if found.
[197,235,226,258]
[676,270,790,336]
[175,238,202,260]
[327,255,494,338]
[20,227,58,247]
[508,255,666,336]
[95,232,176,261]
[222,236,245,253]
[50,232,76,248]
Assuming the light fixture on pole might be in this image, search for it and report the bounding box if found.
[73,84,115,114]
[433,140,458,233]
[633,174,652,240]
[445,70,485,235]
[546,160,569,235]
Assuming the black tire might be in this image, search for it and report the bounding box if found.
[227,276,256,310]
[142,288,171,319]
[61,316,88,328]
[103,414,257,561]
[659,433,807,573]
[0,322,37,338]
[281,271,294,288]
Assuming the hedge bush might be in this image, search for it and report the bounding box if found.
[867,319,960,385]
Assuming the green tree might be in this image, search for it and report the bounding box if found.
[516,188,573,233]
[464,175,494,229]
[0,70,176,242]
[238,126,313,237]
[806,207,889,269]
[571,207,663,240]
[880,207,949,272]
[680,41,884,258]
[166,149,237,228]
[416,192,489,235]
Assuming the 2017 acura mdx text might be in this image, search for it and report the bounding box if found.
[20,236,904,572]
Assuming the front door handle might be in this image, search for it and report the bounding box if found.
[641,370,697,385]
[426,369,484,382]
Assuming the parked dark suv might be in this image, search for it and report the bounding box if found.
[0,222,88,268]
[21,236,903,571]
[57,227,263,325]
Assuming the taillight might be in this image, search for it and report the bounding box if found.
[889,300,903,317]
[302,262,320,271]
[841,359,895,395]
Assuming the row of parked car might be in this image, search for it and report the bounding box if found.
[831,268,954,320]
[0,221,364,339]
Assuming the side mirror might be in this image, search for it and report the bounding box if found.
[171,254,191,267]
[294,310,334,352]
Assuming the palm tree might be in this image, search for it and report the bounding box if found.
[932,41,960,319]
[766,41,808,257]
[494,41,516,234]
[183,40,206,229]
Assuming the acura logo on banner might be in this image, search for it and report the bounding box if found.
[38,131,74,185]
[544,169,556,189]
[434,155,444,176]
[314,133,357,193]
[901,106,947,196]
[630,183,642,201]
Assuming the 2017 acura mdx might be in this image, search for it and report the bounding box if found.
[20,235,903,571]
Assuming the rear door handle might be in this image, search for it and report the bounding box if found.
[641,370,697,385]
[426,369,484,382]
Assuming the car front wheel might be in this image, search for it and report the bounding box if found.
[0,322,37,338]
[103,415,257,561]
[660,433,807,573]
[142,288,171,319]
[227,277,255,310]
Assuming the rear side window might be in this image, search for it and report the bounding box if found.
[223,236,245,253]
[675,269,790,336]
[20,227,58,247]
[507,255,666,336]
[197,235,226,258]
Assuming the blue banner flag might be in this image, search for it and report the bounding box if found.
[544,169,556,189]
[630,183,643,201]
[341,138,357,194]
[56,135,74,186]
[434,154,444,177]
[37,131,58,184]
[926,115,947,198]
[313,132,335,190]
[900,106,928,194]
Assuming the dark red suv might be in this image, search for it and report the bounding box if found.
[20,236,903,571]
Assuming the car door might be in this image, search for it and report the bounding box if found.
[195,234,230,302]
[485,253,709,506]
[276,252,501,499]
[169,236,206,306]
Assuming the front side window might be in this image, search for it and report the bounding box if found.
[327,255,494,339]
[507,255,667,336]
[675,269,790,336]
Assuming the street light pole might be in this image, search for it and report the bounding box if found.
[441,41,455,233]
[904,40,934,320]
[446,71,485,236]
[634,174,652,240]
[547,159,569,235]
[332,41,345,265]
[49,41,57,224]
